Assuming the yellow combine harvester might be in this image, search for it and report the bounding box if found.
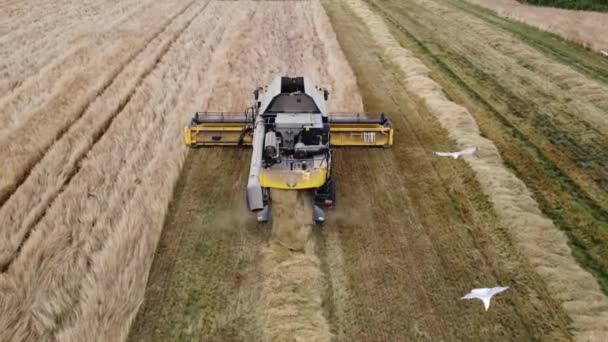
[184,76,393,223]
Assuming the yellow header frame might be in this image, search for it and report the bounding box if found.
[185,123,393,147]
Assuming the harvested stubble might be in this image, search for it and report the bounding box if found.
[344,0,608,340]
[409,0,608,138]
[368,0,608,296]
[371,0,608,208]
[256,190,331,342]
[467,0,608,52]
[199,3,358,340]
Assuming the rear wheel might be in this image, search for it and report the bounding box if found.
[328,179,336,206]
[315,179,335,208]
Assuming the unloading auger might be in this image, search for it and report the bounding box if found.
[184,76,393,224]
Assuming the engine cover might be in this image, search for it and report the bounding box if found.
[274,113,324,150]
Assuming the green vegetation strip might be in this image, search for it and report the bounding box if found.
[366,0,608,294]
[520,0,608,12]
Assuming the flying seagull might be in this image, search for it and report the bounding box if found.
[461,286,509,311]
[434,146,479,159]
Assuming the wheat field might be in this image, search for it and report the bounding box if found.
[0,1,217,340]
[0,0,360,340]
[2,0,608,340]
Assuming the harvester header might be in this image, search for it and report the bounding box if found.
[184,76,393,223]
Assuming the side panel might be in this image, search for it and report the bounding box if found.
[330,123,393,147]
[184,123,252,147]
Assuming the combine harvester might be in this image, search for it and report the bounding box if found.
[184,76,393,223]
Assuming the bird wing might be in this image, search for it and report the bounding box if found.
[459,146,479,155]
[461,289,488,299]
[482,297,491,311]
[461,292,493,311]
[489,286,509,296]
[462,287,508,311]
[470,288,490,295]
[434,151,455,158]
[461,292,478,300]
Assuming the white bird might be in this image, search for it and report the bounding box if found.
[600,50,608,58]
[433,146,479,159]
[461,286,509,311]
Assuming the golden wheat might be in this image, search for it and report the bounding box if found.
[54,4,256,339]
[344,0,608,340]
[0,1,192,206]
[0,0,173,131]
[0,1,217,340]
[0,0,204,270]
[0,0,153,96]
